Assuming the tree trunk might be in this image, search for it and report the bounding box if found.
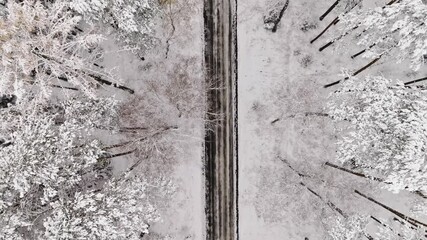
[324,56,381,88]
[103,149,136,159]
[300,182,347,217]
[364,234,374,240]
[319,0,340,21]
[311,0,361,44]
[347,56,380,75]
[281,157,311,178]
[280,158,374,239]
[50,84,79,91]
[351,44,382,59]
[319,0,398,51]
[355,190,427,228]
[387,0,400,5]
[325,162,427,200]
[370,216,404,238]
[325,162,384,181]
[87,73,135,94]
[404,76,427,86]
[310,17,339,44]
[271,0,290,33]
[319,25,359,52]
[392,217,427,235]
[119,126,178,133]
[33,50,135,94]
[104,140,134,150]
[280,157,346,217]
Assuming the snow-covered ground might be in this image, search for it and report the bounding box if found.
[238,0,427,239]
[134,2,206,239]
[100,1,206,239]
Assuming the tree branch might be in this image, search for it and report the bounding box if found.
[104,127,176,150]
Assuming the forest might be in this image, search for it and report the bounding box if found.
[2,0,427,239]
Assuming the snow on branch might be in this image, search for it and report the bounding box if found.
[328,75,427,193]
[0,1,129,98]
[69,0,159,50]
[337,0,427,70]
[0,96,166,239]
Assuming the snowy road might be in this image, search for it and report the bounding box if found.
[203,0,238,239]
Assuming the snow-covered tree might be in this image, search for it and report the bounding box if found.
[328,76,427,193]
[375,219,425,240]
[336,0,427,70]
[0,0,128,98]
[326,214,425,240]
[326,214,369,240]
[0,96,164,239]
[69,0,158,49]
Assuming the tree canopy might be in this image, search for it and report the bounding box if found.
[329,76,427,193]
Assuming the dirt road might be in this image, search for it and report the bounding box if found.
[203,0,238,239]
